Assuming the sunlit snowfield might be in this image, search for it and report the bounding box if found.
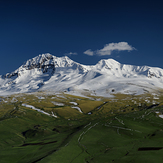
[1,54,163,97]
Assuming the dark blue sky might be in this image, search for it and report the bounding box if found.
[0,0,163,75]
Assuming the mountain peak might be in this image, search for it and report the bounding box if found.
[4,53,55,78]
[53,55,75,67]
[23,53,54,68]
[105,58,120,63]
[21,53,55,73]
[1,54,163,96]
[95,58,120,70]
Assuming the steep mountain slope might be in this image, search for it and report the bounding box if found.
[0,53,163,96]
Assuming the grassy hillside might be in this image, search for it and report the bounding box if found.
[0,92,163,162]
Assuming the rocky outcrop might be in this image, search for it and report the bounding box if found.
[3,53,55,78]
[3,72,19,78]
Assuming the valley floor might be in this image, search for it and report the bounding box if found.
[0,92,163,162]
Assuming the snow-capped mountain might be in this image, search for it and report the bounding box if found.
[0,53,163,96]
[3,54,55,79]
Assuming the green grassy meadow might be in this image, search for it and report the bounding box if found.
[0,92,163,162]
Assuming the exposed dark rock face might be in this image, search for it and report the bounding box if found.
[3,72,19,78]
[23,54,55,71]
[3,54,55,79]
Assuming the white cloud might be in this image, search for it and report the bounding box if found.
[65,52,78,56]
[83,49,94,56]
[84,42,136,56]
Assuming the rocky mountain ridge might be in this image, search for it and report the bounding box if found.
[0,53,163,96]
[3,54,55,78]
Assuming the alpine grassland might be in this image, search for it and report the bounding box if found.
[0,92,163,162]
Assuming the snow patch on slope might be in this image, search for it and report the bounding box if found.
[22,103,56,117]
